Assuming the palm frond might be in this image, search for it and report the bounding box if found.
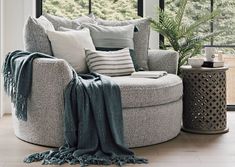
[175,0,188,27]
[151,9,180,50]
[182,10,220,36]
[179,45,202,66]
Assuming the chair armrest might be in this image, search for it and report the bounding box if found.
[12,58,73,147]
[148,50,179,74]
[30,58,73,113]
[25,58,72,146]
[32,58,73,90]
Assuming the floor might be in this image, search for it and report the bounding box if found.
[0,113,235,167]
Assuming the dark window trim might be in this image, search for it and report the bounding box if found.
[138,0,144,17]
[159,0,165,49]
[202,44,234,49]
[36,0,143,18]
[227,105,235,111]
[36,0,42,18]
[210,0,214,45]
[89,0,92,14]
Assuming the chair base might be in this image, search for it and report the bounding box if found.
[13,99,182,148]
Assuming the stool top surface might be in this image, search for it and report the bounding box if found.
[180,65,228,72]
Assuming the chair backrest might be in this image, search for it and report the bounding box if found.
[24,14,151,70]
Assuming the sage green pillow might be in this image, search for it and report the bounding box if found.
[97,17,151,70]
[81,23,135,50]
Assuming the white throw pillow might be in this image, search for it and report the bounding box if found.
[46,28,95,73]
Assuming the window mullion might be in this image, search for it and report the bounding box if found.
[159,0,165,49]
[89,0,92,14]
[36,0,42,18]
[210,0,214,46]
[138,0,143,17]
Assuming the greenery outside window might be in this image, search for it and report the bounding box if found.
[37,0,143,20]
[161,0,235,54]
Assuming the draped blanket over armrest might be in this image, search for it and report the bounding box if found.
[3,50,54,120]
[3,51,147,166]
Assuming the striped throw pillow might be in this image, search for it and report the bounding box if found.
[85,48,135,77]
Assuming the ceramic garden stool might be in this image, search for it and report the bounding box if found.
[181,65,229,134]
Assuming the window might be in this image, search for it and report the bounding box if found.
[213,0,235,47]
[161,0,235,109]
[165,0,211,44]
[36,0,143,20]
[161,0,235,51]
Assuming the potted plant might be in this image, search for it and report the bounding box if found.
[150,0,221,74]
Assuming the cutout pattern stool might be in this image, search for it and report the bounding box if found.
[181,66,229,134]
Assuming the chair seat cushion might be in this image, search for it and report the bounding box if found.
[111,74,182,108]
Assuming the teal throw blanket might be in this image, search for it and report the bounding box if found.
[3,51,148,166]
[3,50,54,120]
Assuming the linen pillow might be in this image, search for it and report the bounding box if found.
[24,16,55,55]
[43,13,96,30]
[58,26,77,32]
[80,23,139,70]
[46,28,95,73]
[81,23,135,50]
[85,48,135,77]
[97,17,151,70]
[74,13,97,24]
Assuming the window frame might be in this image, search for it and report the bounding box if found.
[159,0,235,48]
[36,0,143,18]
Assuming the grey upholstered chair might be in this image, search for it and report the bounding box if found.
[12,15,183,148]
[12,49,183,148]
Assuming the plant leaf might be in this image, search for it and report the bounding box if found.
[183,10,221,36]
[175,0,188,28]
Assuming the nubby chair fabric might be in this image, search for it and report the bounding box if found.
[13,55,182,148]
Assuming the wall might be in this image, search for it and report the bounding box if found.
[144,0,159,49]
[0,0,3,118]
[0,0,35,117]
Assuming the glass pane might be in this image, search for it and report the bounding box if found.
[42,0,89,19]
[208,48,234,104]
[224,54,235,105]
[213,0,235,46]
[92,0,139,20]
[165,0,211,45]
[213,1,235,105]
[42,0,139,20]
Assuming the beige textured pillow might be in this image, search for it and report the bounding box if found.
[46,28,95,73]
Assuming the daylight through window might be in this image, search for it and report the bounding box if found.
[42,0,140,20]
